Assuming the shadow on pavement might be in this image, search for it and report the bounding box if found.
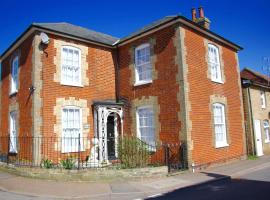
[146,173,270,200]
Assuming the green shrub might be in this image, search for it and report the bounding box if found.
[117,136,151,168]
[60,157,75,170]
[40,159,53,169]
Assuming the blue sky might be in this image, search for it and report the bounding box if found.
[0,0,269,74]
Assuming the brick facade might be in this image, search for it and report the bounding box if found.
[0,15,245,167]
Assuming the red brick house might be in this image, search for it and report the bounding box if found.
[0,7,246,168]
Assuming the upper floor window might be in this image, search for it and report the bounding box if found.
[61,46,81,86]
[11,56,19,94]
[208,44,222,83]
[136,106,155,147]
[62,106,83,153]
[260,91,266,108]
[134,43,152,85]
[263,120,270,143]
[213,103,228,148]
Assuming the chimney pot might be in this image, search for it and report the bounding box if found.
[191,8,197,21]
[198,6,204,18]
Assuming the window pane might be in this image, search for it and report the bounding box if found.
[135,44,151,83]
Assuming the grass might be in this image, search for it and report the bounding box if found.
[247,155,258,160]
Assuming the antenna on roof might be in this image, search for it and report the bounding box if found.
[40,32,50,45]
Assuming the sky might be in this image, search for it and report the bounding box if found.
[0,0,269,75]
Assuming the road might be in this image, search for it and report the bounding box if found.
[146,165,270,200]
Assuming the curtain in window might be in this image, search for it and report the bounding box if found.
[62,108,82,153]
[137,107,155,146]
[11,56,19,93]
[62,47,80,85]
[213,103,227,147]
[264,120,270,143]
[208,44,221,82]
[135,44,152,82]
[9,112,17,153]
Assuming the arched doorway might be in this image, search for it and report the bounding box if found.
[93,101,123,164]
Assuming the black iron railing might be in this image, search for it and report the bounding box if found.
[0,135,185,172]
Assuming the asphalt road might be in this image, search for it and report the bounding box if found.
[146,165,270,200]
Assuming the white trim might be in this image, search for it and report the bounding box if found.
[10,56,19,95]
[134,43,152,85]
[208,44,222,83]
[60,46,82,87]
[61,106,84,153]
[213,103,229,148]
[136,105,155,146]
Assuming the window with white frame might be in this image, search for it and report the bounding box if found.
[263,120,270,143]
[61,46,81,86]
[136,106,155,146]
[213,103,228,148]
[260,91,266,108]
[134,43,152,85]
[208,44,222,83]
[11,56,19,94]
[9,111,17,153]
[62,107,83,153]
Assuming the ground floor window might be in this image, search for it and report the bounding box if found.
[136,106,155,146]
[263,120,270,143]
[213,103,228,148]
[9,111,17,153]
[62,107,83,153]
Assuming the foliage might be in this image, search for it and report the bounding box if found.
[247,155,258,160]
[40,159,54,169]
[117,136,152,168]
[60,157,75,170]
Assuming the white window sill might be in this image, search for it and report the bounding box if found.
[215,143,229,148]
[60,82,84,88]
[211,79,224,84]
[134,80,152,87]
[265,140,270,144]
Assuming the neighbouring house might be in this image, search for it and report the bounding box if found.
[241,68,270,157]
[0,7,246,169]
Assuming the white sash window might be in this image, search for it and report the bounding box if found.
[260,91,266,108]
[135,43,152,85]
[213,103,228,148]
[9,111,17,153]
[61,46,81,86]
[11,56,19,94]
[136,106,155,147]
[263,120,270,143]
[208,44,222,83]
[62,107,83,153]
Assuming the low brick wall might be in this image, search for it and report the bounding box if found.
[0,162,168,182]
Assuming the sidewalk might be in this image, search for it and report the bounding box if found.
[0,156,269,200]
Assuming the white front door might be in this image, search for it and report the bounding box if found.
[9,111,17,153]
[254,119,263,156]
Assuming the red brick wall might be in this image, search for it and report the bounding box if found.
[0,35,34,159]
[183,26,245,166]
[118,25,181,144]
[41,34,116,161]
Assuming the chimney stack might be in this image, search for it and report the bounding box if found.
[191,8,196,22]
[191,6,211,30]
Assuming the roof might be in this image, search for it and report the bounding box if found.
[119,16,178,42]
[33,22,119,46]
[0,14,243,59]
[241,68,270,87]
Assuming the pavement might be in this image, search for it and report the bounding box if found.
[0,155,269,200]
